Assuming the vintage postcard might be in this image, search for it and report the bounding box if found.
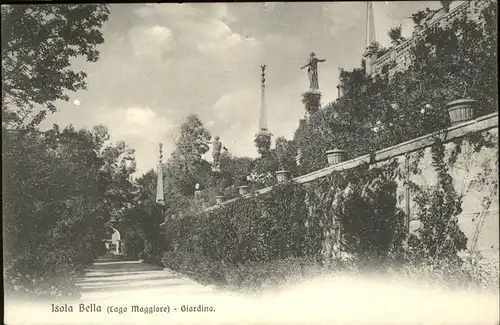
[2,2,498,325]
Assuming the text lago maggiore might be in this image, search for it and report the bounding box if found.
[51,304,215,314]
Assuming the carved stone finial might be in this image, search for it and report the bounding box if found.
[261,65,266,85]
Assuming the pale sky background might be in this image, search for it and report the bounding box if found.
[40,1,461,176]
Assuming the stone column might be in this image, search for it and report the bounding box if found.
[363,48,378,77]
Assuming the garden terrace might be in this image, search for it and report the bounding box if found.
[371,1,488,78]
[160,0,498,293]
[201,112,498,263]
[162,112,498,294]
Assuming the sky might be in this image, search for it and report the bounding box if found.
[40,1,458,176]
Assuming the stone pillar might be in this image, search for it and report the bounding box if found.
[363,48,378,77]
[256,65,272,155]
[156,143,165,205]
[337,67,346,99]
[302,90,321,116]
[296,148,302,166]
[337,84,345,98]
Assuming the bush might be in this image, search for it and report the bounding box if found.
[3,125,134,298]
[388,252,499,292]
[162,250,325,293]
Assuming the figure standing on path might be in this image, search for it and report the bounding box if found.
[301,52,326,91]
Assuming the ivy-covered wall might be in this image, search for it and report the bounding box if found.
[407,127,498,263]
[162,113,498,288]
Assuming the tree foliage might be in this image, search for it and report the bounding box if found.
[295,2,497,176]
[3,124,135,297]
[165,114,212,197]
[1,4,110,128]
[254,133,271,156]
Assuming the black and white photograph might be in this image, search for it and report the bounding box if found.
[2,1,499,324]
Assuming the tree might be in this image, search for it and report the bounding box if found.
[2,123,139,297]
[1,4,110,128]
[254,133,271,156]
[120,170,165,262]
[165,114,212,196]
[2,126,101,296]
[219,154,254,188]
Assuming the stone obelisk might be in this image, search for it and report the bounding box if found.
[363,1,377,76]
[255,64,271,155]
[365,1,376,50]
[156,143,165,205]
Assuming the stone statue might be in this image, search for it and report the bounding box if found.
[301,52,326,91]
[212,136,228,172]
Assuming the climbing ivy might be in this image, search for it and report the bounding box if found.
[163,158,409,282]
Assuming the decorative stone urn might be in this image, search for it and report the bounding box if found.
[275,170,291,183]
[238,185,250,196]
[446,99,476,125]
[215,195,225,205]
[326,149,347,166]
[391,40,400,47]
[413,24,424,34]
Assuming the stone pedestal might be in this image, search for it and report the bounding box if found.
[363,48,378,76]
[302,90,321,115]
[255,129,272,155]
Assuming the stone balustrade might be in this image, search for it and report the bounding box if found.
[370,1,486,78]
[204,112,498,210]
[201,112,499,264]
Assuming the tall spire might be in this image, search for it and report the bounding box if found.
[156,143,164,205]
[255,64,272,156]
[259,64,268,132]
[365,1,376,49]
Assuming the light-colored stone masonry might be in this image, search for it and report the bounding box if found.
[205,112,499,263]
[371,0,488,78]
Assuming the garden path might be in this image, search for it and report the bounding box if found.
[76,254,214,302]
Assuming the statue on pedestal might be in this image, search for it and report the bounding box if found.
[301,52,326,91]
[212,136,228,172]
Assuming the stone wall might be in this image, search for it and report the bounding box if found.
[370,1,488,78]
[407,127,499,263]
[205,113,499,264]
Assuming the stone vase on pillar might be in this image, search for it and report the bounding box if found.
[326,149,347,166]
[238,185,250,196]
[446,99,477,125]
[413,24,423,35]
[215,195,225,205]
[275,170,291,183]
